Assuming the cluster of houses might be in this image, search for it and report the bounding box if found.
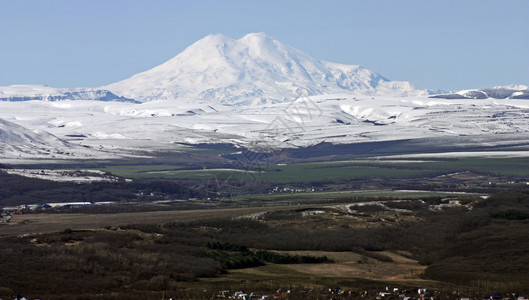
[214,288,297,299]
[2,288,528,300]
[210,287,529,300]
[1,201,117,222]
[2,202,92,214]
[1,203,75,223]
[1,204,38,223]
[270,186,317,193]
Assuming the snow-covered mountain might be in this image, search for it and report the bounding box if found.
[1,33,528,161]
[105,33,430,105]
[431,85,529,100]
[0,85,138,103]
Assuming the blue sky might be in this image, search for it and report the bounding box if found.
[1,0,528,91]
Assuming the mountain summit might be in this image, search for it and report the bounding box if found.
[105,33,428,104]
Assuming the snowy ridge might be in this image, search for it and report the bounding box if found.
[431,85,529,100]
[0,85,138,103]
[105,33,430,104]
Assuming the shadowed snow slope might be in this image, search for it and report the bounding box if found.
[104,33,429,105]
[0,118,72,158]
[0,118,115,160]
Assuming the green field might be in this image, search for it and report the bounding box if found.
[100,164,184,178]
[99,156,529,183]
[412,156,529,176]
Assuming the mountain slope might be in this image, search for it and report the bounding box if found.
[0,118,114,160]
[105,33,429,105]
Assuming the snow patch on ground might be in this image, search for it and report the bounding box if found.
[301,210,326,217]
[429,199,462,211]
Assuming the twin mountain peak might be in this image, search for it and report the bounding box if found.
[103,32,428,105]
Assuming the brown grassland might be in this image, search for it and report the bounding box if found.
[1,191,529,299]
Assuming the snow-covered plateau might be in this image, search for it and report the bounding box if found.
[1,94,529,161]
[0,33,528,161]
